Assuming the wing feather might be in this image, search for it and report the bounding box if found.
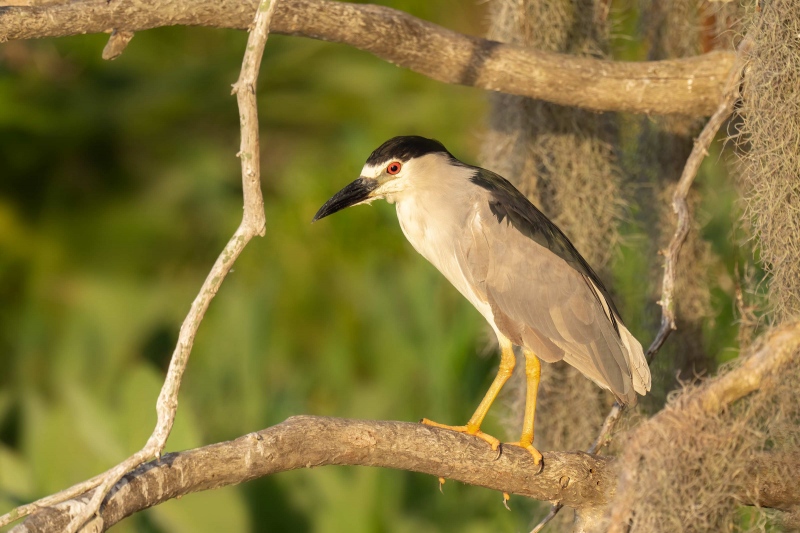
[455,188,647,404]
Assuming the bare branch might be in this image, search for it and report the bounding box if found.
[530,503,562,533]
[16,417,615,532]
[0,0,735,115]
[16,413,800,532]
[0,1,274,530]
[656,41,749,345]
[694,321,800,415]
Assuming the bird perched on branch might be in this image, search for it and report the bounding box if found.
[313,136,650,467]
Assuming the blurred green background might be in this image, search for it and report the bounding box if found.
[0,1,746,531]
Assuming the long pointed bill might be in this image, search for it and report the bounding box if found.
[312,177,379,222]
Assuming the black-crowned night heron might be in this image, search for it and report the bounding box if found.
[313,136,651,466]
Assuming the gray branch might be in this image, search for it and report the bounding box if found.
[1,0,734,115]
[15,417,614,532]
[15,411,800,532]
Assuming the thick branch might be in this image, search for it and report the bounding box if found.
[690,321,800,415]
[17,417,615,532]
[1,0,734,115]
[17,414,800,533]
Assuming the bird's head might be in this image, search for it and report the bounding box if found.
[312,136,455,222]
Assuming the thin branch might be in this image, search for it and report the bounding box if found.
[0,0,735,115]
[530,504,562,533]
[656,47,748,350]
[598,29,750,468]
[0,1,275,530]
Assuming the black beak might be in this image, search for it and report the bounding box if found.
[312,177,379,222]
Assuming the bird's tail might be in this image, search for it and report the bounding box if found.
[619,324,651,396]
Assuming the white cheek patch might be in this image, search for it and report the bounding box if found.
[359,162,408,204]
[361,163,385,178]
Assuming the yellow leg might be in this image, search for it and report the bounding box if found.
[422,338,516,450]
[505,349,543,467]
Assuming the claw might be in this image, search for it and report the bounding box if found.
[502,492,511,510]
[504,441,543,472]
[494,443,503,461]
[438,477,446,493]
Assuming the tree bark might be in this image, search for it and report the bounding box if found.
[14,413,800,533]
[1,0,734,115]
[16,417,614,532]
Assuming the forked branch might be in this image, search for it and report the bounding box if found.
[0,0,275,531]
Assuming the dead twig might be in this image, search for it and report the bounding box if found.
[0,0,275,531]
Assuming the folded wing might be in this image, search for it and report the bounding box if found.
[457,169,650,404]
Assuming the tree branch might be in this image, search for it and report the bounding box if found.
[16,417,615,533]
[0,1,274,530]
[15,413,800,533]
[0,0,735,115]
[693,321,800,415]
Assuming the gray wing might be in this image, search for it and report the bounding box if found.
[455,189,639,404]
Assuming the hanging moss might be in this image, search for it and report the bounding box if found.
[738,0,800,322]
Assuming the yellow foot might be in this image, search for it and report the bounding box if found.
[504,441,544,472]
[420,418,501,451]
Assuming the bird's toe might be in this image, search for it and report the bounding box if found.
[420,419,501,452]
[504,441,543,472]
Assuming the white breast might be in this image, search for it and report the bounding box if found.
[395,195,495,328]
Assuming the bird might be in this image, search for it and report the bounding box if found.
[313,136,651,467]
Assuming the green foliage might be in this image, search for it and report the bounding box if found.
[0,1,751,531]
[0,2,555,531]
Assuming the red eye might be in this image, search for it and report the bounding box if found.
[386,161,402,175]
